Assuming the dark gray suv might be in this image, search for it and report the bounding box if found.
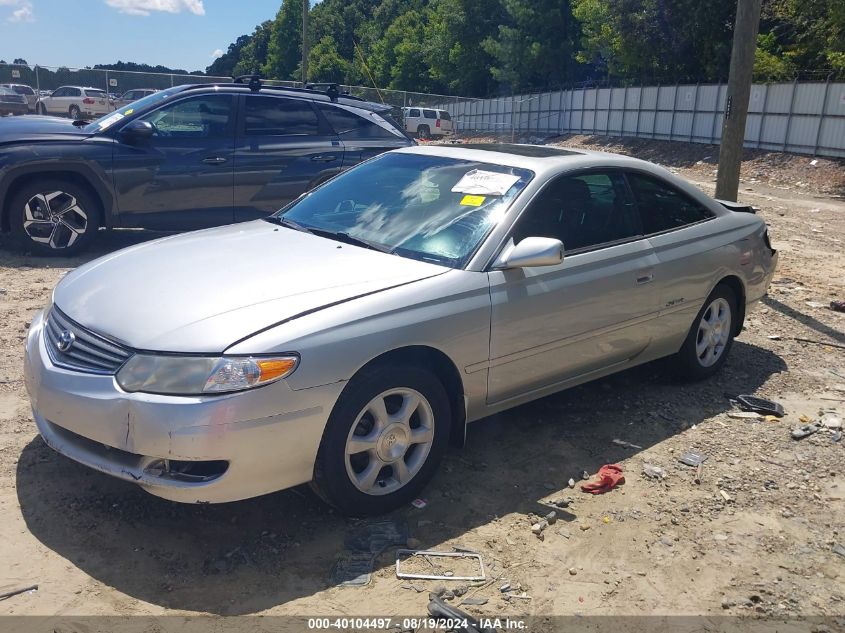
[0,79,412,255]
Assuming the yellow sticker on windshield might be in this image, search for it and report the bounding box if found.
[460,195,485,206]
[124,108,134,115]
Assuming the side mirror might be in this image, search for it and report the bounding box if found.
[494,236,564,269]
[121,119,155,141]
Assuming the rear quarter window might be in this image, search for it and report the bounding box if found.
[439,111,451,121]
[422,109,437,119]
[318,104,402,140]
[627,172,715,234]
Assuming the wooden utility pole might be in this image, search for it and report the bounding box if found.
[301,0,309,85]
[715,0,763,201]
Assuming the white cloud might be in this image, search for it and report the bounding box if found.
[211,48,224,59]
[104,0,205,16]
[2,0,34,23]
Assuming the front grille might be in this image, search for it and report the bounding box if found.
[44,307,132,374]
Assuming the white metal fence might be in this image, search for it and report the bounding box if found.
[437,81,845,158]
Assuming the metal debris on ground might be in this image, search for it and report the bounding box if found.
[727,411,765,420]
[719,490,733,503]
[833,544,845,559]
[732,395,785,417]
[396,549,486,581]
[427,596,496,633]
[791,423,821,440]
[678,450,708,467]
[830,300,845,313]
[0,584,38,601]
[612,438,644,449]
[795,337,845,351]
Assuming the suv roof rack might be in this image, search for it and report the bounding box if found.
[229,74,365,103]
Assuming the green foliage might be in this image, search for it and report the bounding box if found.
[205,0,843,97]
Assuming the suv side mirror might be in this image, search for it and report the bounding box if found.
[121,119,155,141]
[493,237,564,269]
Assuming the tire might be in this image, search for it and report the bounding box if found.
[417,125,430,140]
[311,364,451,516]
[8,178,101,256]
[68,105,81,120]
[36,103,47,115]
[672,283,738,380]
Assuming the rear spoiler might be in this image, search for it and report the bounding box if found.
[717,199,758,214]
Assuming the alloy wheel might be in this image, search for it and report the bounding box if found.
[22,191,89,250]
[695,297,731,367]
[344,387,435,496]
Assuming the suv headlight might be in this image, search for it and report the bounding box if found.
[116,355,298,395]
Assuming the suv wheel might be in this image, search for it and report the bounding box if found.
[672,283,737,380]
[36,103,47,115]
[68,105,81,120]
[417,124,430,140]
[9,179,100,256]
[311,365,451,516]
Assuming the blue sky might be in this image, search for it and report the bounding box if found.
[0,0,282,72]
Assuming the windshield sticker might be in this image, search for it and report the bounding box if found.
[96,111,125,131]
[452,170,521,196]
[460,194,485,206]
[124,108,134,115]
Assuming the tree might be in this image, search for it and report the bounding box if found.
[483,0,581,92]
[207,33,253,76]
[308,35,354,83]
[263,0,304,80]
[233,21,273,76]
[13,58,28,65]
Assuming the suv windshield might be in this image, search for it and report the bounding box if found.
[84,87,181,133]
[271,152,533,268]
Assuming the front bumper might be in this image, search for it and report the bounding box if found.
[24,309,345,503]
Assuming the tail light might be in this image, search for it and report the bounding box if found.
[82,98,95,105]
[436,119,441,128]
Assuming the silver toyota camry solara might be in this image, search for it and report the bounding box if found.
[24,144,777,515]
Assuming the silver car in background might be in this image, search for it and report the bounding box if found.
[24,144,777,515]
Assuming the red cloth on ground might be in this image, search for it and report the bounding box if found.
[580,464,625,494]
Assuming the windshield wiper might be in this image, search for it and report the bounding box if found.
[265,216,313,234]
[309,228,394,253]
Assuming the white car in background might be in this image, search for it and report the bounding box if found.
[403,107,453,139]
[0,83,37,112]
[36,86,113,119]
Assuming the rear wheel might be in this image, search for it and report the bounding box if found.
[9,179,101,256]
[311,365,451,516]
[36,103,47,115]
[417,125,430,140]
[672,283,737,380]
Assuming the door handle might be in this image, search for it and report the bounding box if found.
[202,156,228,165]
[637,273,654,285]
[311,154,338,162]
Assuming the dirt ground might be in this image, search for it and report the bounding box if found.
[0,137,844,629]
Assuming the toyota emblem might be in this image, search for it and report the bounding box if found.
[56,330,76,352]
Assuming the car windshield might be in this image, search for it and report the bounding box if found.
[83,87,180,133]
[270,152,533,268]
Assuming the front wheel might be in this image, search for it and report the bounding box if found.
[672,283,737,380]
[68,105,81,120]
[9,179,101,256]
[417,125,430,140]
[311,365,451,516]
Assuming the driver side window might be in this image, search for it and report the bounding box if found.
[512,171,641,252]
[141,95,233,138]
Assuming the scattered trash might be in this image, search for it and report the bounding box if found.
[428,596,496,633]
[396,549,486,581]
[767,334,782,340]
[810,159,818,166]
[833,430,842,442]
[791,423,821,440]
[719,490,733,503]
[581,464,625,494]
[678,450,708,467]
[499,582,511,592]
[602,516,611,524]
[401,583,426,593]
[612,438,643,450]
[411,498,427,509]
[0,584,38,601]
[805,301,827,309]
[461,597,489,606]
[727,411,765,420]
[568,478,576,489]
[821,414,842,429]
[694,463,704,485]
[833,544,845,559]
[643,464,666,480]
[732,395,785,417]
[831,300,845,313]
[331,520,408,586]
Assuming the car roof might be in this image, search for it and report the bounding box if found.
[393,143,664,175]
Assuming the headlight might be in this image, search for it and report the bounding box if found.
[116,355,298,395]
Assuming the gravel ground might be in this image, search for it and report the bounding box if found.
[0,139,843,627]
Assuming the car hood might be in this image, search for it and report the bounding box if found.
[53,221,448,353]
[0,115,91,145]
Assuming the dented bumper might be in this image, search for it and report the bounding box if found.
[23,309,345,503]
